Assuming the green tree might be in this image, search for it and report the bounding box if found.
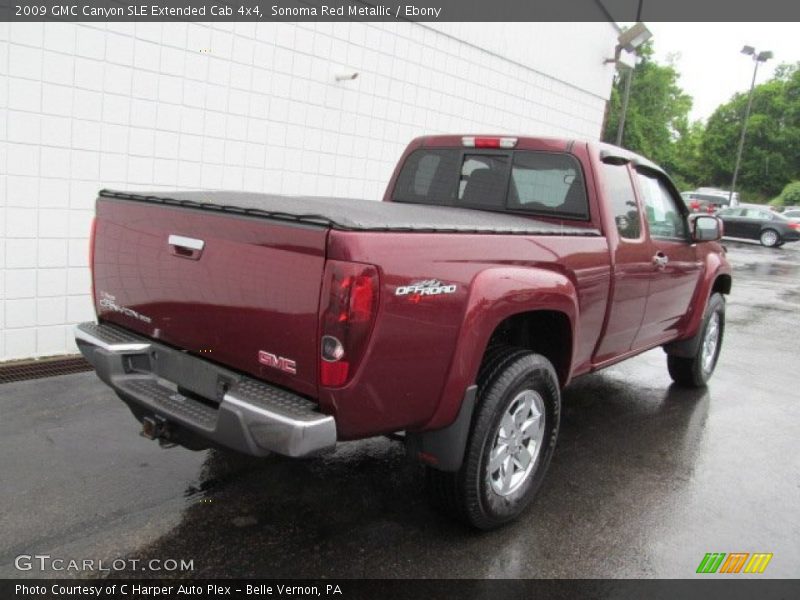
[699,63,800,201]
[669,120,705,191]
[769,181,800,207]
[603,43,698,188]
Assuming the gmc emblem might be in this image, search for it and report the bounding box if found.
[258,350,297,375]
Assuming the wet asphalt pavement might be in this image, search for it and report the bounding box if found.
[2,240,799,579]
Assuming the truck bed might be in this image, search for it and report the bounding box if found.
[99,190,601,236]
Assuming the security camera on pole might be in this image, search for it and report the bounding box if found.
[604,22,653,147]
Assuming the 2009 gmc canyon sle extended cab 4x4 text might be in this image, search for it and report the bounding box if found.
[76,135,731,529]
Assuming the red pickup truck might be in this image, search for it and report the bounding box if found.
[76,135,731,529]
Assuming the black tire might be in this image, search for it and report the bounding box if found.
[426,347,561,529]
[667,293,725,387]
[759,228,780,247]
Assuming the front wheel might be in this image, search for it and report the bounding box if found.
[667,293,725,387]
[760,229,780,247]
[426,348,560,529]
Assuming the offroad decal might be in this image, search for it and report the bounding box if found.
[395,279,457,297]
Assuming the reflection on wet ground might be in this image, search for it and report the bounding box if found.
[731,239,800,277]
[1,241,798,578]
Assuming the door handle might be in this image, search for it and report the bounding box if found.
[652,252,669,269]
[168,235,205,259]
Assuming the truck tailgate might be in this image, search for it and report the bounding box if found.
[93,197,328,398]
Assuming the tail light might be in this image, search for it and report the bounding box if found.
[319,260,379,387]
[789,222,800,231]
[89,216,98,312]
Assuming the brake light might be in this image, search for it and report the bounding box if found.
[89,216,97,267]
[319,260,379,387]
[462,136,518,149]
[789,222,800,231]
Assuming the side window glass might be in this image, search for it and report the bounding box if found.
[743,208,769,220]
[726,208,745,217]
[601,163,640,239]
[636,172,687,240]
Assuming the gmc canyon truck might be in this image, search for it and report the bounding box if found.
[76,135,731,529]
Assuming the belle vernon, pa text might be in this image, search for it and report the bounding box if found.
[16,584,343,597]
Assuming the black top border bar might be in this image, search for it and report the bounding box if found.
[3,0,800,22]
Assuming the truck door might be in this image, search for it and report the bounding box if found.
[593,161,652,363]
[632,170,703,348]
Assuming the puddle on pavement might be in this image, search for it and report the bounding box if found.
[736,260,800,277]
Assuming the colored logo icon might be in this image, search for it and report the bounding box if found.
[696,552,773,574]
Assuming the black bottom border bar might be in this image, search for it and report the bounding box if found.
[4,579,800,600]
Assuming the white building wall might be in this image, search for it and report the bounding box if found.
[0,21,618,362]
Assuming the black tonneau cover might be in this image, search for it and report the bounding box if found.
[99,190,600,236]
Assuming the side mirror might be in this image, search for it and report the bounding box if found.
[692,215,722,242]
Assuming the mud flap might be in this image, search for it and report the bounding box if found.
[405,385,477,472]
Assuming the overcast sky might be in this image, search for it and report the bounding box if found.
[641,23,800,122]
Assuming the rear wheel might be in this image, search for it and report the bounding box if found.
[426,347,560,529]
[760,229,780,247]
[667,293,725,387]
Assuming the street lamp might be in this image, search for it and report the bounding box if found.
[617,22,653,53]
[612,23,653,147]
[729,46,773,203]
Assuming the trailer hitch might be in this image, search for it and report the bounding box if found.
[140,415,177,448]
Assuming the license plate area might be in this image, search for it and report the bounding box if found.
[124,345,239,404]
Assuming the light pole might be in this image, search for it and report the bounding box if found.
[729,46,772,204]
[616,62,635,147]
[610,22,653,147]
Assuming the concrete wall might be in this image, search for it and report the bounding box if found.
[0,21,618,361]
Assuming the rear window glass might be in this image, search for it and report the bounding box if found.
[392,149,461,206]
[508,153,588,218]
[458,154,510,210]
[393,148,588,220]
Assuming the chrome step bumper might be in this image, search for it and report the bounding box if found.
[75,322,336,457]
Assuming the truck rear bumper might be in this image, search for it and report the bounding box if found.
[74,322,336,458]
